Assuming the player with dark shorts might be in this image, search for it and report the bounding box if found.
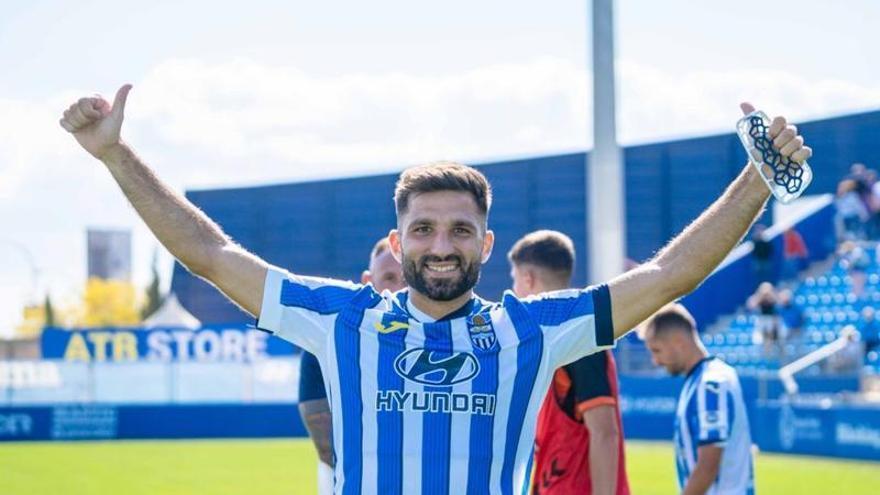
[508,231,630,495]
[298,236,405,494]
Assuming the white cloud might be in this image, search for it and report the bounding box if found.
[130,57,591,182]
[617,62,880,143]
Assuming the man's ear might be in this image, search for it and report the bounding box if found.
[389,229,403,263]
[524,267,537,292]
[361,270,372,285]
[481,229,495,264]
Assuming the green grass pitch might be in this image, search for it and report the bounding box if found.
[0,439,877,494]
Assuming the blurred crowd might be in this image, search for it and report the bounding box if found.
[739,162,880,373]
[835,162,880,242]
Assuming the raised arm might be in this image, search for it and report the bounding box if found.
[608,103,812,338]
[60,85,268,317]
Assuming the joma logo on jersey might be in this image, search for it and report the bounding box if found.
[393,348,480,386]
[374,321,409,334]
[467,314,497,351]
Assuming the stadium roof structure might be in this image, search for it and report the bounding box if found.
[171,109,880,324]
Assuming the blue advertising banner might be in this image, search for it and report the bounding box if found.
[0,404,306,442]
[618,375,879,461]
[752,400,880,461]
[41,326,298,363]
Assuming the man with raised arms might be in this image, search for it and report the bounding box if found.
[60,84,811,494]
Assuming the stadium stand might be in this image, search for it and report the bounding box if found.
[171,110,880,326]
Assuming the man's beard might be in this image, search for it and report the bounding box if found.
[403,254,481,301]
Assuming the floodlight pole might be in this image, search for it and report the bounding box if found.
[588,0,626,284]
[0,238,40,301]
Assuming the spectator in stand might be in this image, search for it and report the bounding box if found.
[859,306,880,358]
[826,325,863,373]
[777,289,803,361]
[838,241,870,299]
[751,223,774,285]
[835,179,869,241]
[847,162,870,190]
[782,227,808,280]
[865,168,880,239]
[747,282,782,358]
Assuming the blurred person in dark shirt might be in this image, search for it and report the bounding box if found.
[859,306,880,357]
[751,224,774,285]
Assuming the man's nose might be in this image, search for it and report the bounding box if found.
[429,231,455,257]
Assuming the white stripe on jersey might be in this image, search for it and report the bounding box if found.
[488,306,519,494]
[448,317,474,490]
[359,327,380,493]
[400,321,426,493]
[322,323,346,491]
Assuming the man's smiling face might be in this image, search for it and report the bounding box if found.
[394,190,493,302]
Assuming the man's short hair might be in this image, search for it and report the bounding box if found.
[507,230,575,282]
[394,161,492,219]
[371,236,391,260]
[640,303,697,339]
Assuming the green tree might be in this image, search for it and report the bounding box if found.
[141,249,163,319]
[44,294,56,327]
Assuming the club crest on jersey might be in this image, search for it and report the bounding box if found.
[467,314,497,351]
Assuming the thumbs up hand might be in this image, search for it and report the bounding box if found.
[60,84,133,160]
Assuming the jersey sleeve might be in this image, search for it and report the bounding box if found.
[565,351,617,418]
[695,377,733,446]
[519,284,615,368]
[256,266,364,355]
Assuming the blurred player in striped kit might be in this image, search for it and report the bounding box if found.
[299,236,405,494]
[508,230,630,495]
[642,304,755,495]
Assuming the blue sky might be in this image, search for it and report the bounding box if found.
[1,0,878,334]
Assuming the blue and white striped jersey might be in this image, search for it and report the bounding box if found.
[674,357,755,495]
[257,267,615,495]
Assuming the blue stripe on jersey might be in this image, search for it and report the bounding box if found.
[700,381,723,445]
[392,291,409,316]
[467,314,499,495]
[674,416,687,488]
[520,290,593,326]
[676,364,703,488]
[727,390,736,439]
[334,289,377,495]
[518,285,614,345]
[501,297,544,495]
[705,381,719,411]
[281,280,362,314]
[591,285,614,346]
[376,314,408,495]
[421,320,453,495]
